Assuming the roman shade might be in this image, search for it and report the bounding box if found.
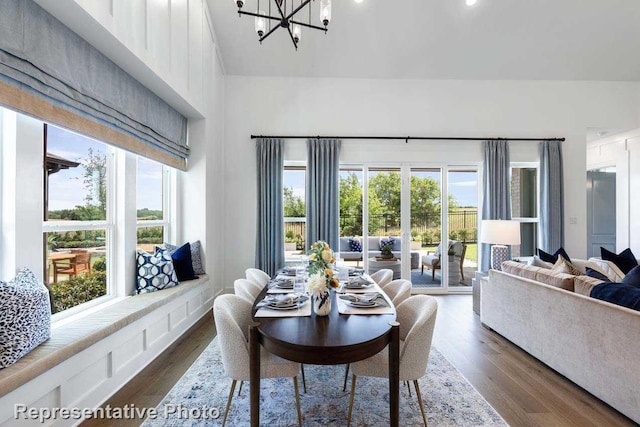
[0,0,188,169]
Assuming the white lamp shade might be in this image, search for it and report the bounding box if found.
[480,220,521,245]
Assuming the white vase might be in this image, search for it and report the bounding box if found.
[313,291,331,316]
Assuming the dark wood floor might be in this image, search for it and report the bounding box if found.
[82,295,636,427]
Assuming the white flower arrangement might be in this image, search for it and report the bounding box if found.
[306,271,329,296]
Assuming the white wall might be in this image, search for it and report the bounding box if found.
[223,77,640,288]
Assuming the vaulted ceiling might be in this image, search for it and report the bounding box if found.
[208,0,640,81]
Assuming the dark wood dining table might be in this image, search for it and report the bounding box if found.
[250,286,400,426]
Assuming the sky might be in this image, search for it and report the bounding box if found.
[284,168,478,208]
[47,125,163,212]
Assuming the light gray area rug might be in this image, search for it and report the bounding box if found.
[143,338,507,426]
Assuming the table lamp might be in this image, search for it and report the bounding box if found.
[480,220,521,271]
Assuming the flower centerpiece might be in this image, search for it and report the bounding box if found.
[306,240,339,316]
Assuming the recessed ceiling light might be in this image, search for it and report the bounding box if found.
[466,0,478,6]
[355,0,363,3]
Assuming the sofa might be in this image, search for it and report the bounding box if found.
[338,236,404,261]
[481,261,640,423]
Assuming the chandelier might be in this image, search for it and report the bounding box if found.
[234,0,332,50]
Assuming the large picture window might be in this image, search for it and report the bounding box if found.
[43,124,111,314]
[283,165,306,256]
[511,164,539,257]
[137,156,168,251]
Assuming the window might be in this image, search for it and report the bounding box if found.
[43,124,111,314]
[283,165,306,255]
[510,164,539,257]
[339,168,364,238]
[137,156,168,251]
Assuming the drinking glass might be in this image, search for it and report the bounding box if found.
[293,275,306,309]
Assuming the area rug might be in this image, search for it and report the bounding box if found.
[142,338,507,426]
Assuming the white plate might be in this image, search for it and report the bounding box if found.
[265,300,309,310]
[344,282,374,289]
[343,300,384,308]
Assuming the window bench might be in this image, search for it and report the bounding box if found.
[0,275,214,424]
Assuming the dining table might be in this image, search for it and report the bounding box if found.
[250,274,400,426]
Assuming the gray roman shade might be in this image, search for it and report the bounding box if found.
[0,0,188,169]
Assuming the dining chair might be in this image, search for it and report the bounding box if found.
[233,278,263,303]
[370,269,393,288]
[383,279,412,306]
[347,295,438,427]
[213,294,303,427]
[245,268,271,287]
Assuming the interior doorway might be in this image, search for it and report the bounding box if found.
[587,169,616,258]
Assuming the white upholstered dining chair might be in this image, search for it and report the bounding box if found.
[383,279,412,306]
[233,278,263,303]
[245,268,271,287]
[347,295,438,427]
[370,269,394,288]
[213,294,303,426]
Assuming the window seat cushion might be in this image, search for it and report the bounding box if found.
[0,275,209,397]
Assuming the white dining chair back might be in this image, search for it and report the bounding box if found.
[213,294,303,426]
[384,279,412,306]
[245,268,271,287]
[370,269,393,288]
[347,295,438,427]
[234,278,263,303]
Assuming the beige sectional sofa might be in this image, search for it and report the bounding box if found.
[481,262,640,423]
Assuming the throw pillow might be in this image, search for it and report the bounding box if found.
[550,255,581,276]
[0,268,51,368]
[537,247,571,263]
[348,238,362,253]
[165,241,205,275]
[621,265,640,288]
[586,267,610,282]
[590,282,640,311]
[380,237,395,251]
[601,247,638,275]
[529,256,554,269]
[159,243,196,282]
[136,249,179,294]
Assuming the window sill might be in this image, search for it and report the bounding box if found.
[0,275,210,397]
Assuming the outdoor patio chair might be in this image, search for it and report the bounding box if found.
[421,241,467,281]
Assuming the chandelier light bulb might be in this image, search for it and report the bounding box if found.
[292,24,302,43]
[255,11,266,37]
[235,0,244,9]
[466,0,477,6]
[320,0,332,26]
[354,0,363,3]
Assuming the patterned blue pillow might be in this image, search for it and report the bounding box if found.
[0,268,51,368]
[380,237,395,251]
[349,238,362,252]
[136,249,179,294]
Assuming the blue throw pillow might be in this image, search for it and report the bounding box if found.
[136,249,179,294]
[157,243,196,282]
[537,247,571,263]
[586,267,609,282]
[621,265,640,288]
[601,247,638,275]
[590,282,640,311]
[349,238,362,253]
[380,238,395,251]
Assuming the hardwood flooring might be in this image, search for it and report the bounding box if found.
[82,295,637,427]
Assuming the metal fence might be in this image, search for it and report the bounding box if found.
[285,210,478,248]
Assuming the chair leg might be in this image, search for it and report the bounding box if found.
[460,263,465,281]
[347,374,357,427]
[293,376,303,427]
[432,268,435,281]
[421,264,424,274]
[413,379,428,427]
[301,364,307,393]
[342,363,350,392]
[406,380,412,397]
[237,380,243,396]
[222,379,237,427]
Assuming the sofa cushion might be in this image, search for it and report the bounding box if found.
[601,247,638,275]
[551,255,581,276]
[574,275,605,297]
[339,237,352,253]
[164,241,205,275]
[380,237,395,251]
[538,247,572,263]
[501,260,575,291]
[349,238,362,252]
[136,249,179,294]
[586,267,609,282]
[588,258,626,282]
[159,243,196,282]
[528,256,553,269]
[590,282,640,311]
[0,268,51,368]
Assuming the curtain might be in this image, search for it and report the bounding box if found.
[0,0,188,169]
[306,139,342,250]
[481,139,511,271]
[539,140,564,252]
[255,138,285,276]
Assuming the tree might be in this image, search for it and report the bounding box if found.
[82,147,107,219]
[284,186,306,217]
[339,172,364,235]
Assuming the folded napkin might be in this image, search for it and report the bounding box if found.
[281,267,297,276]
[258,294,308,308]
[339,293,387,307]
[348,268,365,276]
[344,276,373,288]
[270,278,293,288]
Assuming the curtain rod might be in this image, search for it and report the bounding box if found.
[250,135,565,142]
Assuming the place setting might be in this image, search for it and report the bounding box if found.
[336,291,395,315]
[254,293,311,317]
[266,277,295,293]
[338,275,377,293]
